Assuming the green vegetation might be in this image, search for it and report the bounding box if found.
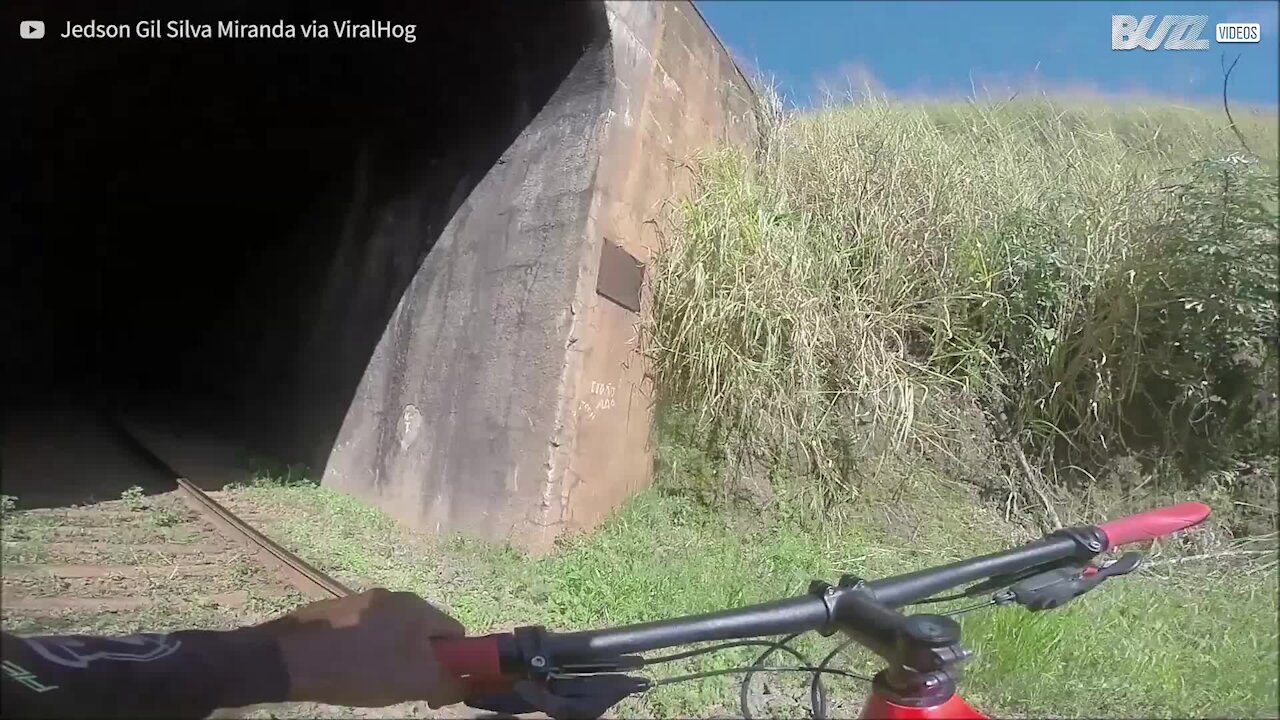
[120,485,147,511]
[149,508,182,527]
[646,95,1278,537]
[619,92,1279,715]
[206,97,1279,716]
[0,496,50,565]
[118,484,183,526]
[5,96,1275,718]
[246,460,318,488]
[233,482,1278,718]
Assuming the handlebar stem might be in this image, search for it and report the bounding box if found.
[825,576,971,673]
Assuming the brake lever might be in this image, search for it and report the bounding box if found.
[994,552,1143,611]
[1085,551,1143,579]
[467,674,651,720]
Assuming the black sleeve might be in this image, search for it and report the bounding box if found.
[1,627,290,720]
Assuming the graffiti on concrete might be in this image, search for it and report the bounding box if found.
[590,381,617,411]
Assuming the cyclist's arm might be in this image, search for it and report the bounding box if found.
[1,589,466,719]
[0,627,288,719]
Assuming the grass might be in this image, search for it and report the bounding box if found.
[961,576,1279,717]
[622,91,1279,716]
[5,95,1276,718]
[645,93,1279,533]
[1,513,54,564]
[3,457,1272,718]
[229,480,1278,718]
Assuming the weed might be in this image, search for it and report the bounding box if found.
[248,460,318,488]
[150,508,181,528]
[118,485,182,526]
[245,589,308,617]
[0,495,16,519]
[120,485,147,511]
[0,504,50,563]
[644,93,1279,528]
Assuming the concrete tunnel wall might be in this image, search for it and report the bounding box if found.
[320,1,760,550]
[555,2,760,540]
[2,0,756,543]
[319,7,616,543]
[2,0,618,504]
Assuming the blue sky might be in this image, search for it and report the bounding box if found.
[696,1,1280,107]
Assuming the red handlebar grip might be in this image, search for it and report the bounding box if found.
[1097,502,1211,550]
[432,635,505,680]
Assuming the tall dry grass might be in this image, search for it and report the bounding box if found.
[645,92,1278,533]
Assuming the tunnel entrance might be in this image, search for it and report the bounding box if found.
[3,0,608,507]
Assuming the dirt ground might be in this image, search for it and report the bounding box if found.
[1,491,301,631]
[0,489,482,719]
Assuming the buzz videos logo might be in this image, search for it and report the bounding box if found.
[1112,15,1262,50]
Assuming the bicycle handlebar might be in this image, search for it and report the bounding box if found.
[430,501,1211,684]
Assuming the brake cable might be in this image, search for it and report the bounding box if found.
[643,639,800,665]
[635,554,1144,719]
[941,599,999,617]
[636,632,873,720]
[740,632,827,720]
[652,664,871,687]
[909,590,971,605]
[809,637,858,719]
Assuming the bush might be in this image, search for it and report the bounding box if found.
[645,94,1278,529]
[248,461,317,488]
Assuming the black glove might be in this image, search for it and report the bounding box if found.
[467,675,650,720]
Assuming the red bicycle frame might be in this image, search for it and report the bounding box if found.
[431,502,1211,719]
[860,693,986,720]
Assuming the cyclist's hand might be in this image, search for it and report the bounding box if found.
[259,588,467,708]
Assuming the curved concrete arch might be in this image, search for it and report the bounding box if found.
[4,1,756,551]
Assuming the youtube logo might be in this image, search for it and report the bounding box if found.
[20,20,45,39]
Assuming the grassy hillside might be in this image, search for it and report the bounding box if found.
[646,95,1278,537]
[628,94,1279,714]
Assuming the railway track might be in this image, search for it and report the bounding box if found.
[4,409,472,719]
[174,477,351,600]
[104,416,352,601]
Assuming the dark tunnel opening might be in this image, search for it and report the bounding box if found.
[2,0,608,507]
